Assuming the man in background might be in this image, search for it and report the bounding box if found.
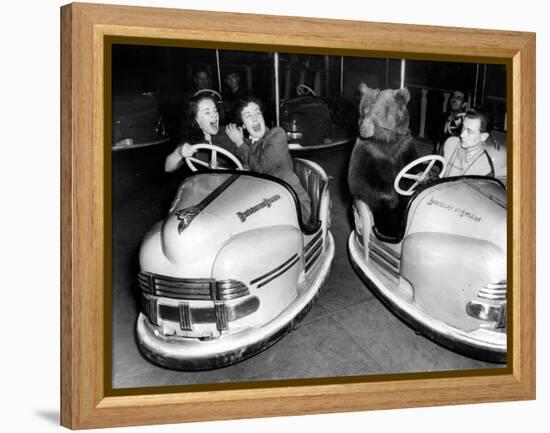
[435,89,467,152]
[223,69,253,122]
[192,67,212,94]
[224,69,252,103]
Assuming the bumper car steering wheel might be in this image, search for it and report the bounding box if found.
[394,155,447,196]
[192,89,223,100]
[185,143,244,172]
[296,84,316,97]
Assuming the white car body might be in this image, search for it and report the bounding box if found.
[485,130,507,186]
[136,159,334,369]
[349,176,507,362]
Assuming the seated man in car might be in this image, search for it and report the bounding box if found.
[441,107,495,177]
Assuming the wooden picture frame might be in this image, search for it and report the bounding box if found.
[61,2,535,429]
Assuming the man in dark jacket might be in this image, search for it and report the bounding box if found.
[435,89,467,152]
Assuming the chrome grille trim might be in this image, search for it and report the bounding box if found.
[305,232,324,273]
[139,272,249,301]
[368,248,400,282]
[369,242,400,269]
[369,233,401,261]
[178,302,192,331]
[368,234,400,282]
[497,302,507,329]
[149,297,159,326]
[478,280,507,301]
[153,296,260,325]
[305,230,323,253]
[305,248,322,273]
[215,301,229,331]
[305,238,323,263]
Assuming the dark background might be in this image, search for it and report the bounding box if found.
[112,44,507,145]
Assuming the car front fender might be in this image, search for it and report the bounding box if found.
[401,231,506,331]
[212,225,304,326]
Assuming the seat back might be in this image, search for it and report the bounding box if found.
[292,158,328,228]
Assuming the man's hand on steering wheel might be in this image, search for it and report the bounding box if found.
[394,155,447,196]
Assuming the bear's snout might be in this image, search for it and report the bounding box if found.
[359,119,374,138]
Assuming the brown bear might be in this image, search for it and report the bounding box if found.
[348,83,419,239]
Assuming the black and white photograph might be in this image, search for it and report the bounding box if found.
[111,43,508,388]
[4,0,547,432]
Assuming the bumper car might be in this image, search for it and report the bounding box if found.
[280,85,358,151]
[485,129,507,186]
[348,155,507,363]
[112,92,169,150]
[136,144,334,369]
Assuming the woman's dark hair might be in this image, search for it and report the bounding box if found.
[180,94,218,143]
[233,97,265,126]
[465,107,493,133]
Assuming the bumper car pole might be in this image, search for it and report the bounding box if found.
[400,58,406,89]
[274,51,280,126]
[215,49,222,93]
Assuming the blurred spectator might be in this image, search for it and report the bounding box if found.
[192,67,212,93]
[224,69,253,102]
[435,89,467,152]
[182,67,215,102]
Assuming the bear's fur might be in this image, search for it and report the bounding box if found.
[348,84,419,238]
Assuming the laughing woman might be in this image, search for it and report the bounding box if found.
[226,97,312,224]
[165,94,237,172]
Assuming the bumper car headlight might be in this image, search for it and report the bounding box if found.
[466,280,507,329]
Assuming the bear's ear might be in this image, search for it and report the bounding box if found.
[394,87,411,106]
[359,85,380,114]
[359,83,380,98]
